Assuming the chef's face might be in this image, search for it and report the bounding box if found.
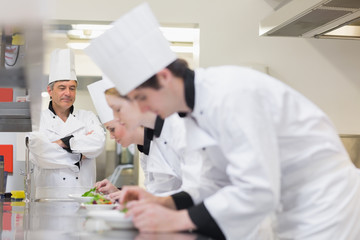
[48,80,77,111]
[104,120,134,147]
[127,87,174,119]
[105,94,142,131]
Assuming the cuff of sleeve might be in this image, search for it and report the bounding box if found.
[171,191,194,210]
[61,135,74,153]
[188,202,226,240]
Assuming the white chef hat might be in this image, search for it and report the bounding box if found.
[84,2,176,95]
[49,48,77,84]
[87,76,115,124]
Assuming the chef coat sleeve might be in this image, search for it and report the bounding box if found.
[171,191,194,209]
[28,132,81,170]
[69,111,105,158]
[196,90,280,239]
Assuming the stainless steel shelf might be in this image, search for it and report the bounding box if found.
[0,24,44,132]
[0,68,25,88]
[0,102,31,132]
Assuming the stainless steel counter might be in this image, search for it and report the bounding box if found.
[0,200,207,240]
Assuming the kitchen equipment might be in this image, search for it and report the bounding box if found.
[23,136,31,202]
[0,155,8,197]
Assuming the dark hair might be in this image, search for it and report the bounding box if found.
[136,58,189,90]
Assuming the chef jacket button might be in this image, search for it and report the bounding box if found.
[53,116,55,119]
[63,178,66,180]
[200,111,203,115]
[202,147,206,151]
[76,177,78,179]
[73,115,76,117]
[164,141,167,145]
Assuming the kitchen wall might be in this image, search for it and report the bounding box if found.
[50,0,360,134]
[2,0,360,192]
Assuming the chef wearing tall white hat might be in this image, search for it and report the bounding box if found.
[28,48,105,199]
[87,78,184,196]
[85,3,360,240]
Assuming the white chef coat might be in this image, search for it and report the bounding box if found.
[29,106,105,199]
[139,114,183,196]
[186,66,360,239]
[180,117,230,204]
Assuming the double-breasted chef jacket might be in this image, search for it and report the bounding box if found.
[170,66,360,240]
[29,102,105,199]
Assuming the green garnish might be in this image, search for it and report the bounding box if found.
[82,187,96,197]
[120,202,128,213]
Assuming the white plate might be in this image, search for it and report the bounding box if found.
[87,210,134,229]
[68,193,93,203]
[81,203,117,211]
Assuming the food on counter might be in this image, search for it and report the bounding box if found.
[82,187,112,204]
[82,187,97,197]
[120,203,128,213]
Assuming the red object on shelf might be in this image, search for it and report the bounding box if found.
[0,88,13,102]
[0,145,13,173]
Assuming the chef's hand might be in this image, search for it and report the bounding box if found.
[52,139,66,148]
[114,186,155,203]
[135,232,196,240]
[115,186,177,209]
[127,202,196,233]
[86,130,94,136]
[95,179,119,195]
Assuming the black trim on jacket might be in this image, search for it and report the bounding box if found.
[188,202,226,240]
[178,68,195,117]
[171,191,194,210]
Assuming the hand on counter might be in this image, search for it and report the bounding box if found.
[52,139,66,148]
[114,186,197,233]
[135,232,197,240]
[127,202,196,233]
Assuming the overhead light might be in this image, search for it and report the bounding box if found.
[64,24,200,53]
[320,25,360,39]
[67,29,106,40]
[68,24,113,40]
[71,24,113,31]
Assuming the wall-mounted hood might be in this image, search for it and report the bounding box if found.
[260,0,360,40]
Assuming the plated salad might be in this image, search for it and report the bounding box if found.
[82,187,112,205]
[81,187,128,213]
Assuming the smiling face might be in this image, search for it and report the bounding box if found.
[47,80,77,112]
[104,119,135,147]
[105,94,143,131]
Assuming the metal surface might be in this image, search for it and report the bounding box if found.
[109,164,134,185]
[0,201,207,240]
[24,137,32,203]
[0,102,31,132]
[260,0,360,39]
[0,156,4,195]
[0,23,44,133]
[34,198,75,202]
[0,67,26,88]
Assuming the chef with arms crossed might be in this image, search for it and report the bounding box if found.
[28,48,105,199]
[85,3,360,240]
